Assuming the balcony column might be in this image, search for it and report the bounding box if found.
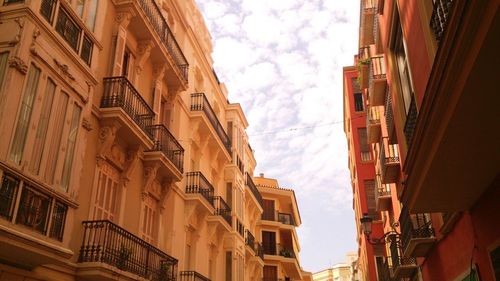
[111,10,134,76]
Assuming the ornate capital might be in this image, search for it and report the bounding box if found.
[115,10,134,28]
[143,163,160,198]
[8,56,28,74]
[97,123,120,160]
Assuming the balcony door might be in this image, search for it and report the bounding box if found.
[262,199,275,221]
[263,265,277,281]
[262,231,276,255]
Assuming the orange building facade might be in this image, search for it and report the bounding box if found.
[344,0,499,280]
[0,0,312,280]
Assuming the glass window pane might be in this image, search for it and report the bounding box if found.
[60,105,81,191]
[10,65,41,164]
[44,93,69,184]
[30,78,56,174]
[85,0,98,31]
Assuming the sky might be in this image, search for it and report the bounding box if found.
[193,0,360,273]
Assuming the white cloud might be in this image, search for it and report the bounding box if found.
[195,0,360,273]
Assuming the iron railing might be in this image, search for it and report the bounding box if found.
[277,244,296,259]
[137,0,189,81]
[235,218,244,237]
[388,234,417,273]
[380,137,400,181]
[179,271,210,281]
[212,196,232,226]
[384,88,395,143]
[185,172,214,207]
[246,173,263,209]
[278,213,295,226]
[370,55,386,80]
[400,205,435,254]
[190,93,231,153]
[245,230,256,251]
[367,105,381,125]
[147,125,184,173]
[403,95,418,147]
[430,0,454,42]
[101,77,155,138]
[256,242,264,260]
[78,220,178,281]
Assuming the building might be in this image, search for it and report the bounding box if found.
[254,175,313,281]
[344,0,500,280]
[0,0,312,280]
[313,264,352,281]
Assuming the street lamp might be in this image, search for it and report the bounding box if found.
[360,214,400,245]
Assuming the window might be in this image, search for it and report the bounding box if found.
[10,65,41,164]
[80,35,93,65]
[0,173,19,220]
[3,0,24,5]
[225,251,232,281]
[262,231,276,255]
[358,128,371,161]
[364,180,380,220]
[44,92,68,184]
[16,185,51,234]
[262,199,275,221]
[0,52,9,92]
[60,104,81,191]
[141,196,158,244]
[0,171,68,240]
[30,78,56,174]
[85,0,98,31]
[354,93,364,112]
[92,162,120,221]
[55,7,81,51]
[40,0,57,23]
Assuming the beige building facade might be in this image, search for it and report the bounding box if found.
[0,0,310,281]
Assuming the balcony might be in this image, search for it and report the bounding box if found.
[245,230,256,253]
[263,243,302,279]
[380,137,400,184]
[368,55,387,106]
[77,220,178,280]
[113,0,189,88]
[190,93,231,155]
[366,105,381,144]
[246,173,263,210]
[212,196,232,227]
[360,0,376,46]
[100,76,154,147]
[377,258,394,281]
[430,0,455,43]
[403,95,418,147]
[185,171,215,209]
[143,124,184,180]
[179,271,210,281]
[278,213,295,226]
[388,235,418,279]
[375,175,391,211]
[400,205,436,257]
[357,63,369,89]
[384,88,396,143]
[0,170,72,268]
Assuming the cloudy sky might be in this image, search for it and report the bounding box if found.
[193,0,360,273]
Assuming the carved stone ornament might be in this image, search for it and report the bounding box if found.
[54,58,75,81]
[143,164,160,197]
[97,124,120,162]
[115,11,134,28]
[82,117,93,131]
[9,17,25,46]
[30,29,41,56]
[8,56,28,74]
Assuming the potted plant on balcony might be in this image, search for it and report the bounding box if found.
[116,243,132,270]
[357,58,371,89]
[158,262,174,281]
[280,248,293,258]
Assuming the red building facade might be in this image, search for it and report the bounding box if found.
[344,0,500,280]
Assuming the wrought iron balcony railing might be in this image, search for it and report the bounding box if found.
[101,77,155,138]
[190,93,231,154]
[78,220,178,281]
[235,217,244,237]
[185,172,214,207]
[147,124,184,173]
[137,0,189,81]
[256,242,264,260]
[179,271,211,281]
[246,173,263,209]
[0,171,67,241]
[380,137,400,183]
[212,196,232,226]
[245,230,256,251]
[400,205,435,256]
[388,234,418,278]
[278,212,295,226]
[430,0,454,42]
[403,95,418,147]
[262,242,297,259]
[384,88,396,143]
